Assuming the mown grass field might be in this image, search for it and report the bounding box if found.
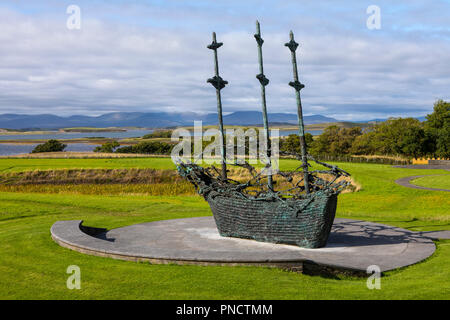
[0,157,449,299]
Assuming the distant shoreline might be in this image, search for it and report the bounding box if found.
[0,138,116,145]
[0,127,138,135]
[0,122,356,146]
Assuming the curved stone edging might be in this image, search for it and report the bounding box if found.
[51,217,438,273]
[395,175,450,192]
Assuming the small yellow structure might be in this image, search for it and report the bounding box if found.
[412,158,445,165]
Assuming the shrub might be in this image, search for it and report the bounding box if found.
[142,130,173,139]
[94,141,120,153]
[31,140,67,153]
[115,141,174,155]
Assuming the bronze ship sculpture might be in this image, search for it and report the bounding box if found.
[177,22,350,248]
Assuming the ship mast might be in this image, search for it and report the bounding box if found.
[207,32,228,180]
[254,21,273,190]
[285,31,310,194]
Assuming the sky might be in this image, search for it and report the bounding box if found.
[0,0,449,121]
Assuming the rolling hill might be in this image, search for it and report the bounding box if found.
[0,112,339,130]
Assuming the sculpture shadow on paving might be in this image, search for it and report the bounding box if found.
[327,220,436,248]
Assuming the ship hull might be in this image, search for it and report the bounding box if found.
[206,192,337,248]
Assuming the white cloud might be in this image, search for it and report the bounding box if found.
[0,1,449,121]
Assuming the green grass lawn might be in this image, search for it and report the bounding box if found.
[0,157,176,172]
[411,175,450,190]
[0,157,449,299]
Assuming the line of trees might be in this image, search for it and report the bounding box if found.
[91,100,448,159]
[142,130,173,139]
[281,100,449,159]
[114,141,174,155]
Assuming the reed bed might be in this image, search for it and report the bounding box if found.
[0,182,195,196]
[0,166,358,196]
[0,168,183,185]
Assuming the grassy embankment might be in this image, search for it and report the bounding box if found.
[0,157,448,299]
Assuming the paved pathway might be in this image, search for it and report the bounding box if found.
[395,175,450,192]
[51,217,440,274]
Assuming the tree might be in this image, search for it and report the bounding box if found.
[424,100,450,158]
[351,130,376,155]
[94,141,120,153]
[310,126,362,156]
[351,118,428,158]
[32,139,67,153]
[280,133,314,155]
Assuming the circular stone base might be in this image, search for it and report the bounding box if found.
[51,217,436,273]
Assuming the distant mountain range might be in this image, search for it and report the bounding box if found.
[0,112,339,130]
[0,111,428,130]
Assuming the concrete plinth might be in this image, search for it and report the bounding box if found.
[51,217,439,274]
